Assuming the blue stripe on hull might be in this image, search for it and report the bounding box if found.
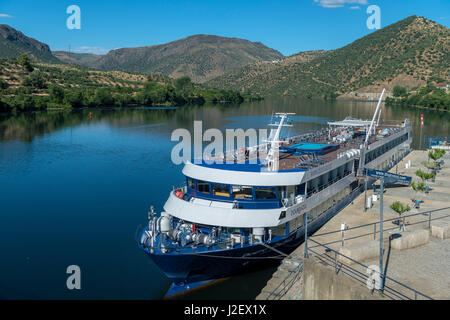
[146,233,303,285]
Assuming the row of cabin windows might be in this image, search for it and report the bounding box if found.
[187,161,353,202]
[213,186,355,238]
[365,133,408,164]
[187,178,278,200]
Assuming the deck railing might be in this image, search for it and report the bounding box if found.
[306,170,354,198]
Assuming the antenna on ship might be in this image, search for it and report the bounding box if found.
[265,112,294,171]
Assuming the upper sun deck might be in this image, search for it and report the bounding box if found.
[198,121,409,173]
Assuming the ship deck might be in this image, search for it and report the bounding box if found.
[203,124,406,172]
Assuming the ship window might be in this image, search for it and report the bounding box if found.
[197,180,210,194]
[286,185,295,202]
[255,187,277,200]
[187,178,195,190]
[297,183,306,195]
[212,183,230,197]
[232,185,253,200]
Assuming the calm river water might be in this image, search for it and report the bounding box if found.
[0,97,448,299]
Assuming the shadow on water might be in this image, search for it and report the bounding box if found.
[0,97,449,299]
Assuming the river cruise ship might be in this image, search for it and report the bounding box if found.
[138,90,412,295]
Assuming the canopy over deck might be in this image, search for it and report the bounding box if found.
[327,117,372,127]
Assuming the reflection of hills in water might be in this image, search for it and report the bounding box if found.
[0,108,178,142]
[1,98,449,148]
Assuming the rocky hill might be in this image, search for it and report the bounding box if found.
[0,24,58,63]
[90,34,284,83]
[207,16,450,98]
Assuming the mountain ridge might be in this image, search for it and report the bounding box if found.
[90,34,284,83]
[0,24,58,63]
[206,15,450,97]
[1,16,448,98]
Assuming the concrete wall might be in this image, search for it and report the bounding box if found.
[302,257,385,300]
[391,229,429,250]
[338,240,379,265]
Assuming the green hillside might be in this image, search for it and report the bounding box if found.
[0,57,260,113]
[91,34,284,83]
[0,24,58,63]
[207,16,450,98]
[52,51,101,67]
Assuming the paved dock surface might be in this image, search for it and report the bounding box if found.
[257,150,450,300]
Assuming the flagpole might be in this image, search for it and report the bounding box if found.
[419,114,424,151]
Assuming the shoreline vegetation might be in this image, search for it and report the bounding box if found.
[386,82,450,110]
[0,55,263,114]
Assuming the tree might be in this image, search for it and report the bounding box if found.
[48,84,65,104]
[64,90,85,108]
[393,86,407,97]
[411,180,426,208]
[390,201,410,231]
[415,169,434,183]
[421,161,437,170]
[174,76,192,93]
[93,88,114,106]
[28,70,47,89]
[17,54,34,72]
[0,78,8,89]
[428,149,445,165]
[0,98,12,113]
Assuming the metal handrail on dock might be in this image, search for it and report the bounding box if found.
[265,260,303,300]
[306,238,433,300]
[301,205,450,300]
[309,206,450,248]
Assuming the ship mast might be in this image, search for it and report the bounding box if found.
[357,89,385,177]
[266,113,294,171]
[364,88,385,148]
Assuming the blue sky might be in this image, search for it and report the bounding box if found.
[0,0,449,56]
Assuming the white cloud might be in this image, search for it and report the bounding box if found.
[314,0,368,8]
[0,13,13,18]
[72,46,110,55]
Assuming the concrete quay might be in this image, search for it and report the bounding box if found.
[257,150,450,300]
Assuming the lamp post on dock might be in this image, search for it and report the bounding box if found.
[379,178,384,293]
[364,168,412,294]
[304,214,312,259]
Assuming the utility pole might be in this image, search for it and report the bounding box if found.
[304,214,310,259]
[379,178,384,293]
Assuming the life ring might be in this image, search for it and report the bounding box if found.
[175,190,184,199]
